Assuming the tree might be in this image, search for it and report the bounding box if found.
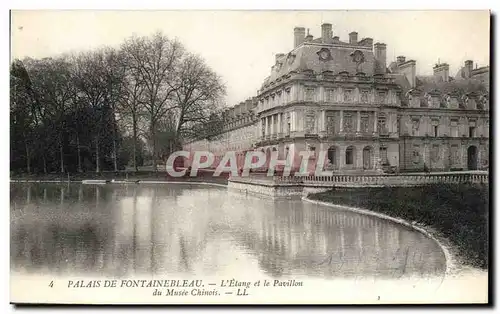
[121,31,184,171]
[29,56,75,173]
[118,49,147,172]
[10,59,36,173]
[170,53,226,143]
[72,49,119,173]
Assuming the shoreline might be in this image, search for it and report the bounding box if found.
[301,195,460,277]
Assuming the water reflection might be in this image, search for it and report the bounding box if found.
[10,183,446,280]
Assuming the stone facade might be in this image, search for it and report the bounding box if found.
[184,98,259,169]
[183,23,490,173]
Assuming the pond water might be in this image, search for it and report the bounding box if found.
[10,183,446,280]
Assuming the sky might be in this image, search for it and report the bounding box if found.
[10,10,490,107]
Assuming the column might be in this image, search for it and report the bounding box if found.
[277,113,282,136]
[321,110,326,133]
[265,116,269,137]
[259,118,263,137]
[271,115,275,135]
[373,111,378,134]
[339,110,344,133]
[356,111,361,134]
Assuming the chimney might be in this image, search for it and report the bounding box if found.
[294,27,306,48]
[397,56,406,64]
[321,23,332,44]
[349,32,358,44]
[464,60,473,78]
[305,29,313,42]
[374,42,387,74]
[433,63,450,82]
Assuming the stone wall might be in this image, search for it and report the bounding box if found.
[228,172,488,197]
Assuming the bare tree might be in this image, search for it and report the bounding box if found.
[72,49,113,173]
[170,53,226,143]
[121,31,184,171]
[102,48,127,172]
[118,50,147,172]
[36,57,74,173]
[10,59,37,173]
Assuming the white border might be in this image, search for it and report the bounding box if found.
[3,2,498,313]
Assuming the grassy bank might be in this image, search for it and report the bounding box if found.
[10,170,229,185]
[309,183,489,269]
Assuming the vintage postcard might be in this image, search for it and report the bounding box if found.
[9,10,490,305]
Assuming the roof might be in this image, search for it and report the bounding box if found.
[263,42,376,87]
[416,76,488,95]
[388,61,398,73]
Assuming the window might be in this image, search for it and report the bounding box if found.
[327,147,337,164]
[286,114,291,136]
[361,90,369,103]
[451,145,459,165]
[345,147,354,165]
[434,125,439,137]
[378,91,387,103]
[305,88,315,101]
[469,126,475,138]
[431,145,440,162]
[378,117,387,135]
[411,118,420,136]
[326,89,335,102]
[305,111,315,134]
[344,113,354,133]
[361,114,370,133]
[380,147,388,164]
[326,115,335,135]
[344,89,353,102]
[451,118,459,137]
[412,145,420,164]
[285,89,291,103]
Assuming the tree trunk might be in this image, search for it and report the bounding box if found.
[95,136,100,173]
[76,133,82,173]
[151,122,157,172]
[43,155,47,174]
[24,139,31,174]
[59,134,64,173]
[112,125,118,172]
[133,116,138,172]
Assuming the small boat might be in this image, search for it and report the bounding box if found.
[82,180,109,185]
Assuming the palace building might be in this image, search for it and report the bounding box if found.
[184,23,490,173]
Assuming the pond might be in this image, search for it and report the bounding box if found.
[10,183,446,280]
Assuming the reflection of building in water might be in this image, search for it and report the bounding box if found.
[112,187,220,276]
[235,201,446,278]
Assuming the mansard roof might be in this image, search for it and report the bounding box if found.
[263,42,376,87]
[416,77,488,96]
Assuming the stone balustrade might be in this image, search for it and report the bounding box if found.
[285,171,489,187]
[228,171,488,197]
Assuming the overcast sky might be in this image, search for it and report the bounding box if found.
[11,10,490,106]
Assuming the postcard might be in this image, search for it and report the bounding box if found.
[10,10,490,305]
